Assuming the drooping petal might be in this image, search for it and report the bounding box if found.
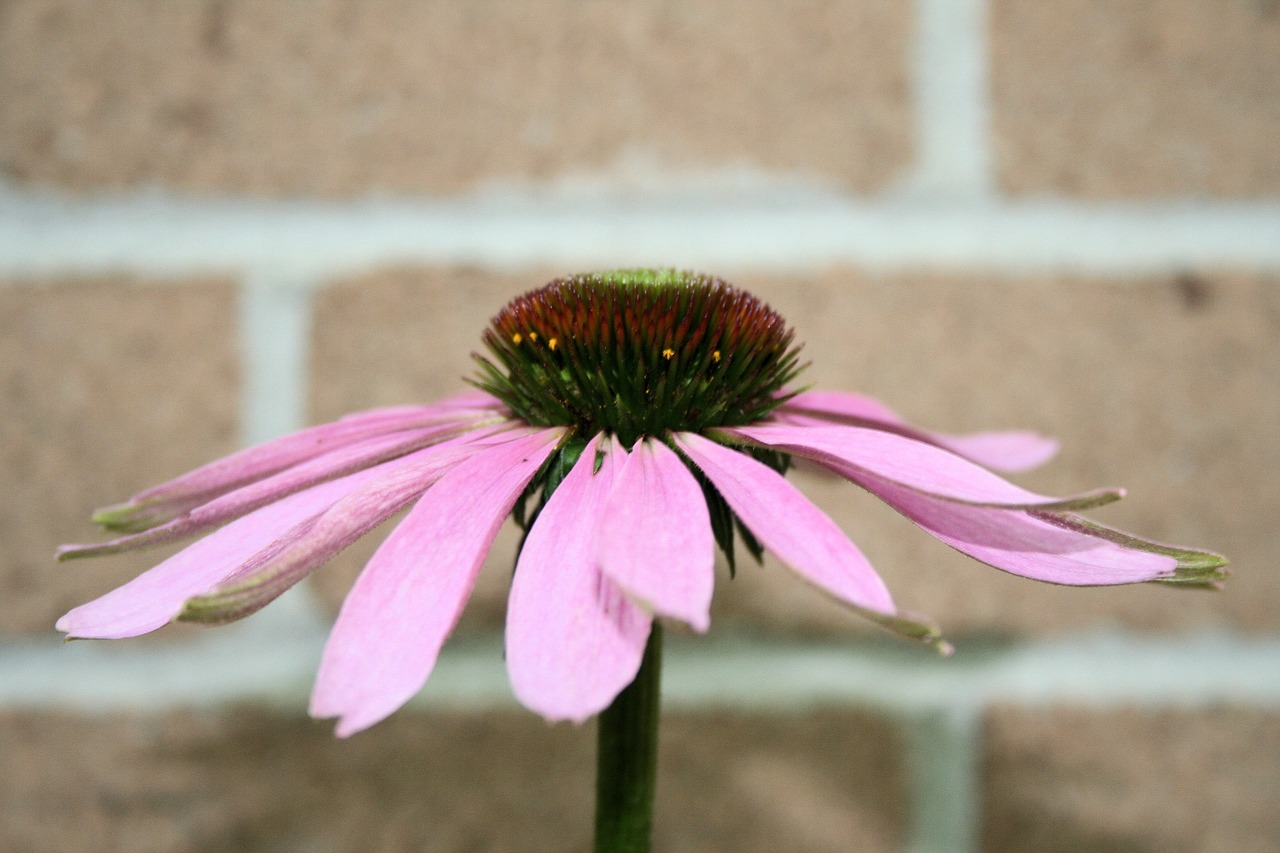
[96,392,504,532]
[597,437,714,632]
[310,427,564,738]
[723,423,1119,510]
[676,432,945,649]
[1030,511,1228,588]
[54,469,382,639]
[175,433,503,624]
[864,475,1176,585]
[778,390,1059,473]
[60,421,506,561]
[507,435,652,722]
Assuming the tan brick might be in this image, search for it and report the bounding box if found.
[0,278,240,637]
[992,0,1280,197]
[0,707,906,853]
[983,706,1280,852]
[0,0,912,197]
[309,268,1274,640]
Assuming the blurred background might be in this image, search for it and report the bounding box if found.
[2,1,1278,851]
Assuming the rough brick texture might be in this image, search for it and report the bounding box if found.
[0,0,912,197]
[310,268,1272,639]
[0,708,905,853]
[992,0,1280,197]
[0,278,240,636]
[983,706,1280,852]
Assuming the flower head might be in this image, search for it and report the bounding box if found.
[57,270,1226,736]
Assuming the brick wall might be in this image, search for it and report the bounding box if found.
[2,1,1278,850]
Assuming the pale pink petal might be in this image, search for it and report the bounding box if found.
[675,432,893,614]
[779,390,1059,472]
[864,475,1176,584]
[60,421,506,560]
[176,433,503,624]
[932,431,1060,474]
[54,469,382,639]
[725,423,1118,510]
[598,437,714,632]
[310,427,564,737]
[507,435,652,722]
[102,393,504,530]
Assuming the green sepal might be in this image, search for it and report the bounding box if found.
[700,474,737,578]
[734,514,765,567]
[542,435,589,504]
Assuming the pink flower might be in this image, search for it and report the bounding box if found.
[57,270,1225,737]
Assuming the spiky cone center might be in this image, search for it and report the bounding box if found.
[473,270,806,447]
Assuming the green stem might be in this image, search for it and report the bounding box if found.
[594,623,663,853]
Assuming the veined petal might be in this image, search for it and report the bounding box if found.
[598,437,714,632]
[310,427,564,738]
[507,435,652,722]
[723,423,1120,511]
[60,421,507,561]
[864,475,1176,585]
[175,433,501,625]
[779,390,1059,473]
[676,433,947,649]
[1031,511,1228,588]
[99,392,503,532]
[54,469,380,639]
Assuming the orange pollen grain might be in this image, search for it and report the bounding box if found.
[712,350,721,362]
[549,338,559,351]
[512,333,523,344]
[662,348,675,360]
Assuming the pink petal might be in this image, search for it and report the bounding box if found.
[61,421,502,560]
[176,433,501,624]
[54,469,382,639]
[106,393,503,528]
[779,390,1059,472]
[934,431,1061,474]
[310,427,564,737]
[507,435,652,722]
[598,438,714,632]
[675,432,894,615]
[864,475,1176,584]
[725,423,1117,510]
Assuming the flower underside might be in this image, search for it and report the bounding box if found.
[473,269,807,449]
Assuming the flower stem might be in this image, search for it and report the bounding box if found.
[594,623,663,853]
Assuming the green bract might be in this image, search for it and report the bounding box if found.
[473,269,807,448]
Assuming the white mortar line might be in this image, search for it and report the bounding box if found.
[904,0,992,199]
[3,191,1280,276]
[4,631,1279,714]
[240,273,314,446]
[237,273,335,627]
[904,706,982,853]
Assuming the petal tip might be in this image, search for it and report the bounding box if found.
[55,544,88,562]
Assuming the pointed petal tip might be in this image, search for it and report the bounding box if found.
[859,605,951,655]
[91,501,171,534]
[316,703,400,739]
[55,543,96,562]
[331,717,364,739]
